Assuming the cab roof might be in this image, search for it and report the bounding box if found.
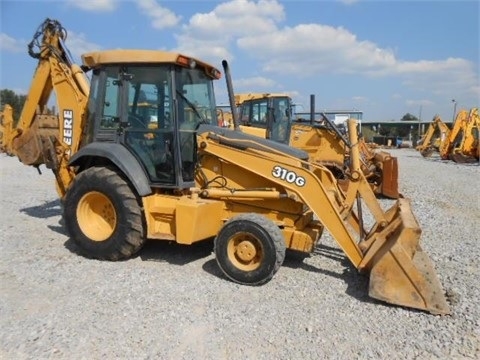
[81,49,221,79]
[235,93,290,105]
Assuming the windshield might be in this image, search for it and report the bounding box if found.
[270,97,291,143]
[125,65,172,130]
[176,67,217,129]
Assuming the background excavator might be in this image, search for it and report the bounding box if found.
[217,93,399,198]
[416,115,451,158]
[0,18,450,314]
[439,108,479,163]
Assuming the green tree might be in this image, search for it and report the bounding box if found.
[400,112,419,121]
[0,89,27,123]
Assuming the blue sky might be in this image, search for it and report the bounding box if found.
[0,0,478,122]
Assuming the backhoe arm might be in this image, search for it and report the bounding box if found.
[439,109,469,159]
[0,19,90,197]
[462,108,480,158]
[449,108,480,162]
[416,115,450,157]
[416,121,435,150]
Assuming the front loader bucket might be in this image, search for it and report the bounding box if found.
[374,152,399,198]
[362,199,450,315]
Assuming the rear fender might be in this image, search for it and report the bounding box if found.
[69,142,152,196]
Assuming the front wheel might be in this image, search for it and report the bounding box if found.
[63,166,145,260]
[214,213,286,285]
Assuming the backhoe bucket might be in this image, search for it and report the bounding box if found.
[420,148,435,158]
[450,152,479,164]
[362,199,450,315]
[0,105,13,154]
[374,151,399,198]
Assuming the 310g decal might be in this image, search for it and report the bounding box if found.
[271,165,306,187]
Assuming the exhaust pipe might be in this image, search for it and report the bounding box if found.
[310,94,315,125]
[221,60,239,131]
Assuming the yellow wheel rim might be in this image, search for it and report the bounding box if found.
[76,191,117,242]
[226,232,263,271]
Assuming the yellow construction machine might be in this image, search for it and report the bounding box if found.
[416,115,451,157]
[218,92,399,198]
[439,108,479,163]
[0,18,450,314]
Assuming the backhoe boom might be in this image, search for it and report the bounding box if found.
[0,19,89,196]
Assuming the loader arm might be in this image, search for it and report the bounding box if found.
[197,120,450,314]
[0,19,90,197]
[197,124,364,266]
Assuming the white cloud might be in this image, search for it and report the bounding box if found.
[173,36,233,62]
[398,58,479,100]
[127,0,476,114]
[352,96,368,103]
[397,57,471,75]
[66,0,117,11]
[174,0,284,64]
[238,23,397,75]
[233,22,478,103]
[0,33,24,53]
[64,31,102,59]
[234,76,278,89]
[136,0,182,29]
[185,0,283,38]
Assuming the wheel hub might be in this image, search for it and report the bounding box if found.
[236,240,257,262]
[226,233,263,271]
[77,191,117,242]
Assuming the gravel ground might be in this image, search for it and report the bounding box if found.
[0,149,479,360]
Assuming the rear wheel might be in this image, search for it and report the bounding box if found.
[64,166,145,260]
[214,213,286,285]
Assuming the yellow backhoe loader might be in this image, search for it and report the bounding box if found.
[0,18,450,314]
[439,108,479,163]
[218,93,399,198]
[416,115,450,157]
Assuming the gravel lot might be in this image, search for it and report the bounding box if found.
[0,149,479,359]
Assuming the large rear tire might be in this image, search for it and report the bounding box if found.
[64,166,145,260]
[214,213,286,285]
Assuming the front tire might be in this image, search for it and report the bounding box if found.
[214,213,286,285]
[64,166,145,260]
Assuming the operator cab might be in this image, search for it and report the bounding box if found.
[238,95,292,144]
[85,50,220,189]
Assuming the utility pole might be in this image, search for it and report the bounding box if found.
[451,99,457,122]
[417,105,422,136]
